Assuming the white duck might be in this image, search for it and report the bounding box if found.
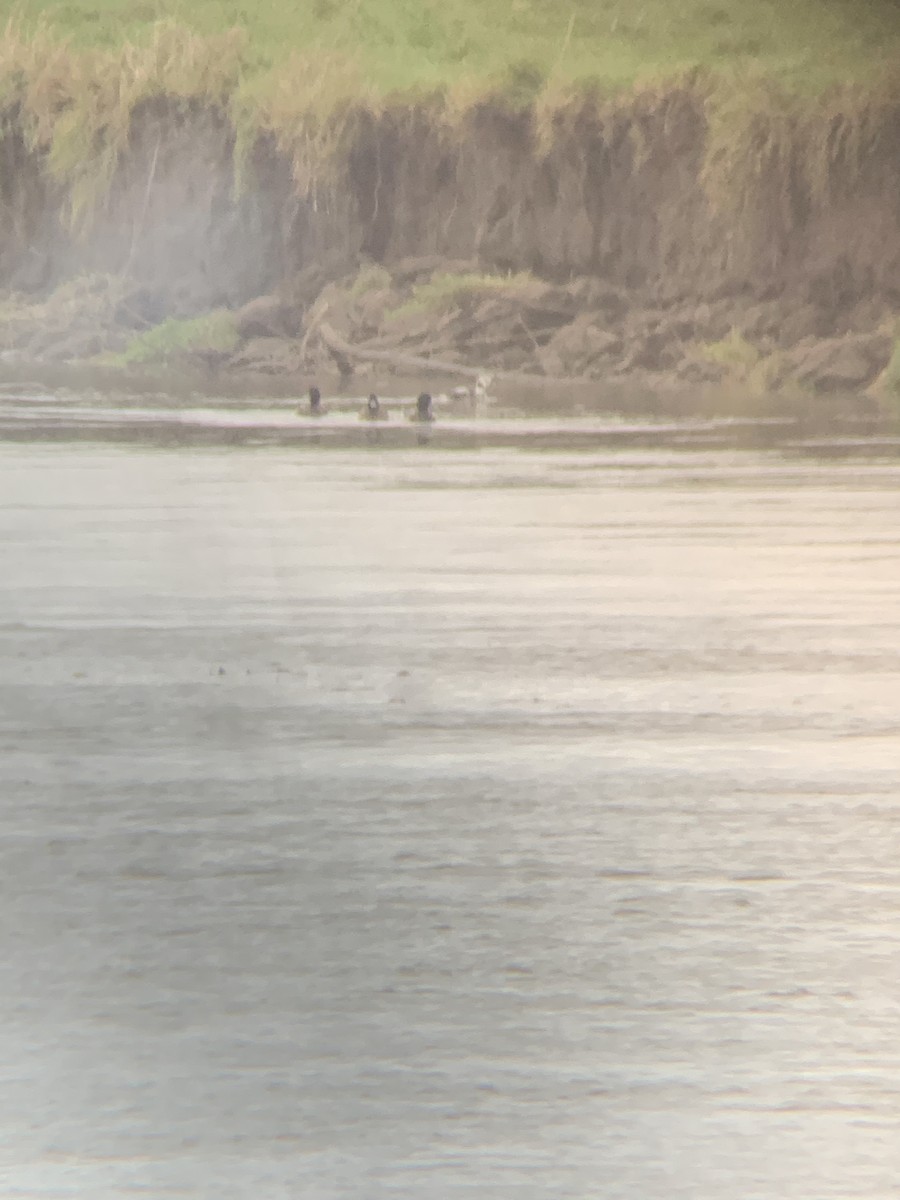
[439,372,494,415]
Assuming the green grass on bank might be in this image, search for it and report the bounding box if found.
[6,0,900,98]
[388,271,537,320]
[111,310,238,365]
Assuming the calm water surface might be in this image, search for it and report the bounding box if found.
[2,417,900,1198]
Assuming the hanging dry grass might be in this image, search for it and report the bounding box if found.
[702,68,900,225]
[238,48,384,198]
[0,19,246,231]
[0,11,896,250]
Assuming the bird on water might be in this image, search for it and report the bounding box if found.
[413,392,434,422]
[362,393,383,420]
[301,385,323,416]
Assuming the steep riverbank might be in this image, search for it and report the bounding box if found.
[1,27,899,406]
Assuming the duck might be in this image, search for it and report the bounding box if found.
[299,385,323,416]
[412,392,434,423]
[361,392,385,420]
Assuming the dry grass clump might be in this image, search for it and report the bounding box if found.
[0,19,245,229]
[702,70,900,224]
[238,48,380,194]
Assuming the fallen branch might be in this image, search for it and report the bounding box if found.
[319,321,483,380]
[317,321,588,389]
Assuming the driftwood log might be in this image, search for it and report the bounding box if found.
[320,322,486,380]
[317,322,592,390]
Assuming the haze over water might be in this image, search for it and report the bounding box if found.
[2,405,900,1198]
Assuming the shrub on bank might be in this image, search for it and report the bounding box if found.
[115,311,238,365]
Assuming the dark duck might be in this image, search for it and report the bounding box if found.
[301,385,323,416]
[361,393,383,420]
[413,392,434,423]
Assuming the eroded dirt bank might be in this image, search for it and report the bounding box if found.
[1,87,899,402]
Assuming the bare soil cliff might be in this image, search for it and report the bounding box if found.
[1,86,899,399]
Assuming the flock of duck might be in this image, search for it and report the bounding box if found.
[298,374,494,423]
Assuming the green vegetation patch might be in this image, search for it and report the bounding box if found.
[389,270,536,320]
[695,329,796,394]
[698,327,760,371]
[114,309,238,365]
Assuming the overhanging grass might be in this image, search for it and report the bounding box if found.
[0,19,247,228]
[0,4,898,235]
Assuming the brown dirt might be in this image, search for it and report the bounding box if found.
[0,88,897,401]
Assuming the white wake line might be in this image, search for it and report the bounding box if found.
[0,403,795,438]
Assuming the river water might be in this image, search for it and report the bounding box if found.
[2,394,900,1198]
